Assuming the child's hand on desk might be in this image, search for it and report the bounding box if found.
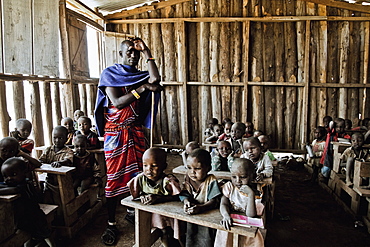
[51,161,62,168]
[220,216,232,230]
[140,194,159,205]
[185,204,202,215]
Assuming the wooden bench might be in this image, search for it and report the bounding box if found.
[353,160,370,197]
[121,196,265,247]
[35,164,103,238]
[332,142,351,173]
[0,194,58,246]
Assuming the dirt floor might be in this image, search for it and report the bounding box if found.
[56,153,370,247]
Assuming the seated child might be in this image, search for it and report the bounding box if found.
[340,132,370,186]
[228,122,246,156]
[181,141,200,167]
[39,126,74,208]
[128,148,183,247]
[215,158,264,247]
[205,124,223,143]
[0,157,51,247]
[10,118,34,154]
[0,137,42,183]
[320,118,351,179]
[258,134,277,168]
[323,115,333,131]
[74,109,85,130]
[345,119,353,132]
[253,130,264,138]
[73,135,102,196]
[180,148,222,247]
[241,137,273,181]
[204,118,219,138]
[307,126,326,182]
[244,121,254,138]
[218,121,233,141]
[74,116,101,149]
[61,117,76,146]
[211,141,232,171]
[222,117,231,126]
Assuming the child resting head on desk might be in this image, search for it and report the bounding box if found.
[0,157,52,247]
[180,148,222,247]
[128,147,183,247]
[215,158,264,247]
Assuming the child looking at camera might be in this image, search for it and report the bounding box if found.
[10,119,34,154]
[181,141,200,167]
[228,122,246,156]
[0,158,52,247]
[180,148,222,247]
[340,132,370,186]
[215,158,264,247]
[39,126,74,209]
[74,109,85,130]
[204,118,219,138]
[307,126,326,182]
[61,117,76,146]
[211,141,232,171]
[218,121,233,141]
[73,135,102,196]
[128,148,183,247]
[241,137,273,181]
[74,116,101,149]
[244,121,254,138]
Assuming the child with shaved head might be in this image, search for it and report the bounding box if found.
[128,147,183,246]
[10,118,34,154]
[215,158,264,246]
[181,141,200,167]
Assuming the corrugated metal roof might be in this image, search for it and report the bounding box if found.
[80,0,156,15]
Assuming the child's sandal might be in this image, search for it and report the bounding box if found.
[101,225,118,246]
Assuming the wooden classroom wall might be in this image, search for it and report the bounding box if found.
[107,0,370,149]
[0,1,97,148]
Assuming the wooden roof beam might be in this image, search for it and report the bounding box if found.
[302,0,370,14]
[66,0,105,20]
[105,0,192,19]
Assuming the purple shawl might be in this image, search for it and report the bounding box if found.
[94,64,160,136]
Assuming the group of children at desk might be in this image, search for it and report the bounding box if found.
[129,147,265,247]
[0,110,102,246]
[308,116,370,188]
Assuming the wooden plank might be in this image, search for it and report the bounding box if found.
[318,5,328,126]
[0,81,10,137]
[66,0,105,20]
[105,0,192,19]
[43,82,53,145]
[176,21,189,144]
[12,81,26,120]
[339,11,350,118]
[78,83,88,116]
[65,190,90,216]
[66,8,104,32]
[33,0,59,76]
[2,0,32,74]
[302,20,311,148]
[301,0,370,14]
[361,20,370,115]
[30,82,44,147]
[53,82,63,126]
[242,21,250,122]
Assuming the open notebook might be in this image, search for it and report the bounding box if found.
[231,214,264,228]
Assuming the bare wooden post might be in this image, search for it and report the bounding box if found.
[339,11,350,118]
[242,20,250,123]
[43,81,53,145]
[53,82,63,126]
[0,81,10,137]
[79,83,88,116]
[30,81,44,147]
[318,4,328,125]
[12,81,26,120]
[362,19,370,115]
[59,0,75,117]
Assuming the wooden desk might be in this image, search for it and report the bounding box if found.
[121,196,261,247]
[332,142,351,173]
[353,160,370,197]
[172,165,273,185]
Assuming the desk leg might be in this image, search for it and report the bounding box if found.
[233,233,239,247]
[135,209,161,247]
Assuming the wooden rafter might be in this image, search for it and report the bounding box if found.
[302,0,370,14]
[67,0,105,20]
[105,0,192,19]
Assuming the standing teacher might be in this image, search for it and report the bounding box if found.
[95,37,162,245]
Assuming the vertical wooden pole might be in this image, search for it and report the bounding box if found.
[53,82,63,126]
[318,4,328,129]
[302,20,311,146]
[242,20,250,123]
[339,10,350,118]
[30,81,44,147]
[59,0,75,117]
[362,20,369,116]
[0,81,10,137]
[43,81,53,145]
[12,80,26,119]
[177,20,189,144]
[79,83,87,116]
